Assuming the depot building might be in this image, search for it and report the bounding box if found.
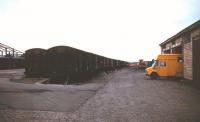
[160,20,200,83]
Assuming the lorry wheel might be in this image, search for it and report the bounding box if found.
[150,73,158,80]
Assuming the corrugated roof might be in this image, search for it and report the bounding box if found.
[160,20,200,46]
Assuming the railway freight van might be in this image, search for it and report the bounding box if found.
[146,54,183,79]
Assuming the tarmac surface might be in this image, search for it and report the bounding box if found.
[0,68,200,122]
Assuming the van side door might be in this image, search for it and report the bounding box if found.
[157,60,168,77]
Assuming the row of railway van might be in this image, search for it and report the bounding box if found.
[0,57,24,70]
[25,46,128,84]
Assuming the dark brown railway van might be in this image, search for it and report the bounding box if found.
[25,45,128,84]
[25,48,47,77]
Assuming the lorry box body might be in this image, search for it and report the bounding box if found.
[146,54,183,79]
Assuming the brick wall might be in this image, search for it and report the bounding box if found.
[191,28,200,39]
[183,42,193,80]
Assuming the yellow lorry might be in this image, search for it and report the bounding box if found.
[146,54,183,79]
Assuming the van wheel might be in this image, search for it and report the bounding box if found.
[150,73,158,80]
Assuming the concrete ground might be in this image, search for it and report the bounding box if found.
[0,68,200,122]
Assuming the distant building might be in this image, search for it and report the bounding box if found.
[160,20,200,83]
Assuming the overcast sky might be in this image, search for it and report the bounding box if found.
[0,0,199,62]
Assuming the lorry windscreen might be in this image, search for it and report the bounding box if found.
[152,60,158,68]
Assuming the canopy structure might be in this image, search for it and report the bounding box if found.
[0,43,24,57]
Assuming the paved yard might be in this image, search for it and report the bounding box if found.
[0,68,200,122]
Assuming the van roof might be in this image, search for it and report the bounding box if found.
[159,54,182,56]
[157,54,183,60]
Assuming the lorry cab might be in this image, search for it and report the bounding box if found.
[146,54,183,79]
